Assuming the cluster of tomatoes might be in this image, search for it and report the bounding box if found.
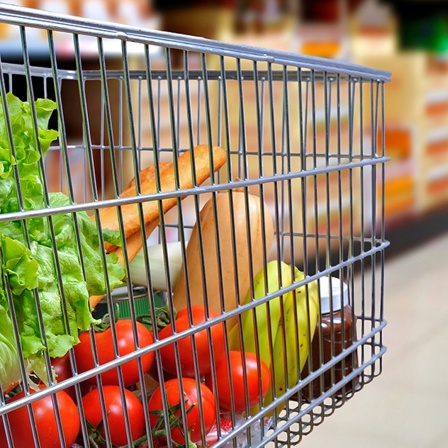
[0,305,271,448]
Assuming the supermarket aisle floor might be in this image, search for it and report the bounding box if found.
[297,231,448,448]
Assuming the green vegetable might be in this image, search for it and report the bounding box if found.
[0,93,125,389]
[0,288,22,392]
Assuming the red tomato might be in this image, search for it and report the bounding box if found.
[0,385,80,448]
[74,319,155,387]
[51,353,76,401]
[82,385,145,447]
[159,305,225,377]
[148,377,216,445]
[206,351,271,412]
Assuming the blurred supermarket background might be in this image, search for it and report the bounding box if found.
[0,1,447,446]
[1,0,447,251]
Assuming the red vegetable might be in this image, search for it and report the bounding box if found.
[82,385,145,447]
[207,350,271,412]
[0,385,80,448]
[74,319,155,387]
[148,377,216,445]
[51,353,76,401]
[159,305,225,377]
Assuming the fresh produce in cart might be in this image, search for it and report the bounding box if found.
[0,93,125,391]
[74,319,155,387]
[82,385,146,447]
[159,305,226,378]
[229,260,320,415]
[148,377,216,446]
[0,94,317,448]
[50,352,77,400]
[0,94,233,446]
[0,384,80,448]
[205,350,271,413]
[89,144,228,308]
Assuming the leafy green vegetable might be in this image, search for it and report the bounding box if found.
[0,94,58,214]
[0,93,125,389]
[0,296,22,393]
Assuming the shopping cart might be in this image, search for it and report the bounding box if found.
[0,3,390,448]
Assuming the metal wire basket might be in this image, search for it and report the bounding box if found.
[0,3,390,448]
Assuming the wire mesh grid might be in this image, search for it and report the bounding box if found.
[0,4,390,448]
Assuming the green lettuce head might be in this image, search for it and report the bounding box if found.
[0,93,125,389]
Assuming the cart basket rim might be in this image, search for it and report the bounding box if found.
[0,3,391,83]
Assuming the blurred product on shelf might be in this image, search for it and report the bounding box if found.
[0,0,155,30]
[357,50,448,230]
[348,0,398,58]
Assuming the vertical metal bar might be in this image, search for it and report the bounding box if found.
[182,52,195,151]
[324,72,332,270]
[20,25,66,448]
[47,36,75,200]
[173,52,198,322]
[201,53,221,186]
[310,70,320,274]
[345,75,357,400]
[156,76,162,149]
[367,86,376,381]
[155,48,192,447]
[336,74,350,399]
[208,55,242,434]
[117,73,125,189]
[236,59,247,180]
[281,67,294,427]
[175,75,181,149]
[323,71,338,405]
[299,70,309,273]
[298,70,318,418]
[165,48,179,159]
[97,39,120,198]
[253,61,264,170]
[172,53,200,336]
[370,81,380,375]
[46,29,91,444]
[357,76,367,388]
[216,69,223,147]
[137,46,164,305]
[136,75,142,167]
[139,45,175,448]
[99,76,106,200]
[123,47,157,438]
[219,56,231,160]
[253,66,274,331]
[336,74,344,274]
[266,63,289,434]
[229,59,254,437]
[72,34,96,202]
[72,35,117,448]
[119,38,158,447]
[378,80,386,377]
[196,76,202,145]
[178,55,218,448]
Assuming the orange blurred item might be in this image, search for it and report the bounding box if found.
[378,128,412,161]
[427,139,448,156]
[300,41,341,59]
